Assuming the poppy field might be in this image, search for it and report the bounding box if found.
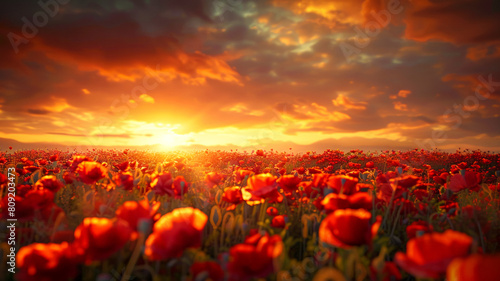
[1,148,500,281]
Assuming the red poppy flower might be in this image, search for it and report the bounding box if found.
[145,207,207,261]
[321,192,373,214]
[376,182,406,203]
[69,155,92,172]
[319,208,380,249]
[297,181,315,198]
[266,206,279,216]
[295,167,306,175]
[432,172,448,184]
[205,172,225,188]
[34,175,64,193]
[327,175,359,195]
[242,173,282,205]
[172,176,190,198]
[114,161,129,171]
[72,217,132,263]
[115,199,160,234]
[62,172,74,184]
[234,169,253,183]
[271,215,287,228]
[439,201,458,217]
[376,172,397,184]
[308,167,322,174]
[348,192,373,210]
[445,171,481,192]
[222,186,243,210]
[76,161,107,184]
[227,232,283,281]
[113,172,134,190]
[151,172,174,196]
[447,254,500,281]
[320,193,350,214]
[304,173,332,196]
[394,230,473,279]
[390,175,420,189]
[406,220,432,240]
[191,261,224,281]
[277,175,302,193]
[17,184,33,197]
[17,242,78,281]
[412,188,429,201]
[25,166,40,173]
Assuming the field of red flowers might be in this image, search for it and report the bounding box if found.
[1,148,500,281]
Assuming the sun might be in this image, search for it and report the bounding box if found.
[155,131,184,150]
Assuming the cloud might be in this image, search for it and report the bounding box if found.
[403,0,500,44]
[43,97,72,112]
[398,90,411,98]
[221,103,265,116]
[0,0,498,150]
[272,0,365,25]
[281,102,351,122]
[139,94,155,104]
[47,132,154,138]
[442,73,500,102]
[466,44,500,61]
[332,93,367,110]
[1,2,242,85]
[271,0,500,47]
[22,97,73,116]
[393,101,408,111]
[27,109,51,115]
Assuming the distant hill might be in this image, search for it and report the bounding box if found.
[0,136,497,154]
[0,137,68,151]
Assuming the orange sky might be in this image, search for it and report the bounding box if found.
[1,0,499,152]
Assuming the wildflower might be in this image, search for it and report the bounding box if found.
[395,230,472,279]
[76,161,107,184]
[227,232,283,281]
[145,207,207,260]
[319,209,380,249]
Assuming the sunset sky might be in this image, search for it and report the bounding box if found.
[1,0,499,152]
